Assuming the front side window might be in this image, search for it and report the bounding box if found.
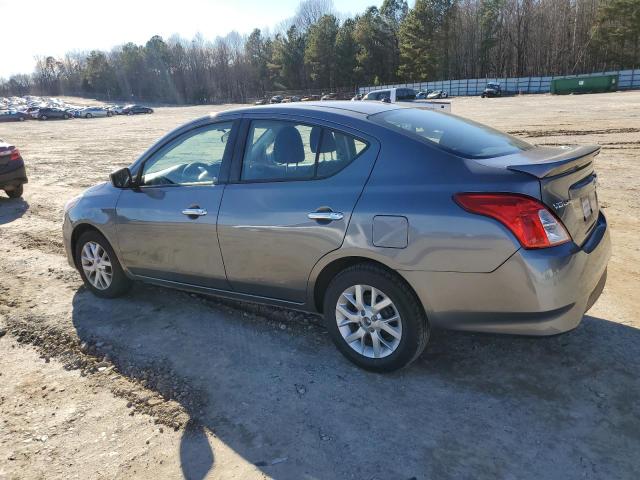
[241,120,368,181]
[142,122,233,186]
[371,108,532,159]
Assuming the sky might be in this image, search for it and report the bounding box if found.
[0,0,380,79]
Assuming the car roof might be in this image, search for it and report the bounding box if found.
[215,100,402,118]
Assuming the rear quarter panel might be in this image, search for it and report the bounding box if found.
[340,132,540,273]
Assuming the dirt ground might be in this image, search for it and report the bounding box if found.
[0,92,639,480]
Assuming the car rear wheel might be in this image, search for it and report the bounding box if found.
[5,184,23,198]
[40,115,48,120]
[75,230,132,298]
[85,113,92,118]
[323,263,429,372]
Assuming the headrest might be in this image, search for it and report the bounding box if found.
[310,127,337,154]
[273,126,305,164]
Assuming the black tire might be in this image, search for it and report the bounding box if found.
[107,111,112,117]
[85,113,92,119]
[40,115,48,120]
[323,263,429,372]
[75,230,132,298]
[6,184,23,198]
[63,113,69,119]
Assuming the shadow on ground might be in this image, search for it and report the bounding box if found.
[0,197,29,225]
[71,283,640,480]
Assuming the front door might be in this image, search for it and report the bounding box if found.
[218,117,379,302]
[116,121,235,288]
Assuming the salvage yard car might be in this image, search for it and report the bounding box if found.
[38,107,72,120]
[0,110,29,122]
[62,101,611,372]
[77,106,113,118]
[122,104,154,115]
[0,138,28,198]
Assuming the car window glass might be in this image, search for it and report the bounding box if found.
[241,120,316,181]
[142,122,233,186]
[372,109,532,159]
[316,130,368,177]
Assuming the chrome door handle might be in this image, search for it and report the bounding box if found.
[182,208,207,217]
[307,211,344,221]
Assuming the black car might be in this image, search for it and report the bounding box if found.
[0,139,28,198]
[0,110,29,122]
[122,104,154,115]
[38,107,72,120]
[481,83,502,98]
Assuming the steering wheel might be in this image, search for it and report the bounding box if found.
[182,162,213,183]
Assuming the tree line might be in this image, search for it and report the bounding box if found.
[1,0,638,103]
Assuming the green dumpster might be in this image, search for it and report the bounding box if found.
[551,75,618,95]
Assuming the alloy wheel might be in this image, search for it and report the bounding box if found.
[81,241,113,290]
[335,284,402,359]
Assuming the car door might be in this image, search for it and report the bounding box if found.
[217,116,380,303]
[115,120,237,289]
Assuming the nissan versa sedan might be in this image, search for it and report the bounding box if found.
[62,102,610,371]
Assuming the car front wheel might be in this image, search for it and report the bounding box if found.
[323,263,429,372]
[75,230,132,298]
[5,184,23,198]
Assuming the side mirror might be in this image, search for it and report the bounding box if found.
[110,167,134,188]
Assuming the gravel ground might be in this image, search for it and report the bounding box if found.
[0,92,639,480]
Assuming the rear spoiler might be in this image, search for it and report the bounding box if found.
[507,145,600,179]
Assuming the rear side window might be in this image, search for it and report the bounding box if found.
[316,130,368,177]
[241,120,368,182]
[372,108,532,159]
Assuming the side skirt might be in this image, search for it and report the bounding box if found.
[135,274,316,314]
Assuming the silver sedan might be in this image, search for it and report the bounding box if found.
[62,102,610,371]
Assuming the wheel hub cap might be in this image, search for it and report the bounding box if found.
[335,284,402,359]
[80,241,113,290]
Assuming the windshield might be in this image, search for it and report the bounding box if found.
[371,108,532,159]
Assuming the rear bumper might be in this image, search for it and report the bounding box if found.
[401,212,611,335]
[0,162,28,189]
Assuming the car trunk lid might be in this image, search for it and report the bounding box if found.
[478,145,601,247]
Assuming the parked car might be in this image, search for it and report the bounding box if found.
[321,93,339,101]
[25,106,42,119]
[351,94,363,101]
[78,107,112,118]
[62,101,610,372]
[0,139,28,198]
[270,95,283,104]
[362,88,451,112]
[427,90,448,99]
[254,98,269,106]
[0,110,29,122]
[122,104,154,115]
[415,90,433,99]
[38,107,72,120]
[301,95,321,102]
[482,83,503,98]
[105,105,125,115]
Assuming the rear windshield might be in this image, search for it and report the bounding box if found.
[371,108,532,159]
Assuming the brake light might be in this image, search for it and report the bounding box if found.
[10,148,20,161]
[454,193,570,249]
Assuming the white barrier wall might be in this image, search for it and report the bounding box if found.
[358,69,640,97]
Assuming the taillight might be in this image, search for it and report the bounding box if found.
[10,148,21,161]
[454,193,570,249]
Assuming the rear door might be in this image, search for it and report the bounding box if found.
[217,116,379,303]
